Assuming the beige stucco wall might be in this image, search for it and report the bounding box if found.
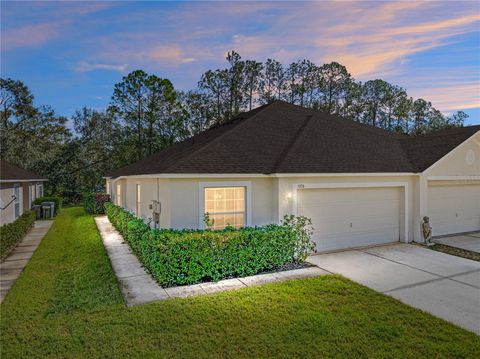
[170,177,276,229]
[108,175,417,240]
[427,132,480,177]
[125,178,171,228]
[0,184,16,225]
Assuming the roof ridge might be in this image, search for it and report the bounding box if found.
[162,102,277,173]
[276,101,408,139]
[269,114,314,174]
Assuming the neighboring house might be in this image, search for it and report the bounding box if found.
[105,101,480,252]
[0,160,47,225]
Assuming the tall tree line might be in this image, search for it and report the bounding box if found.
[193,51,466,134]
[0,51,468,199]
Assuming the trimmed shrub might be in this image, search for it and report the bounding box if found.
[104,202,314,287]
[83,193,110,214]
[33,196,62,215]
[0,210,36,259]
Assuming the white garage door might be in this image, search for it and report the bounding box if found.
[297,187,402,252]
[428,184,480,236]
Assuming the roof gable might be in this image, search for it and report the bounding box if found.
[400,125,480,173]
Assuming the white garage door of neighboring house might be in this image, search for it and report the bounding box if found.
[428,184,480,236]
[297,187,402,252]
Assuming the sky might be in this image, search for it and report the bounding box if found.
[2,0,480,125]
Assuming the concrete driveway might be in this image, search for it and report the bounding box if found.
[434,232,480,253]
[307,243,480,334]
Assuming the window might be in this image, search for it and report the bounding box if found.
[14,184,20,219]
[136,184,141,216]
[116,183,122,206]
[204,187,245,229]
[38,184,43,197]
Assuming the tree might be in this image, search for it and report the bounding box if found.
[360,80,391,127]
[71,107,120,190]
[108,70,177,161]
[316,62,352,114]
[243,60,263,110]
[225,51,245,116]
[446,111,468,128]
[259,59,286,104]
[392,93,412,133]
[1,78,36,158]
[177,90,215,135]
[410,98,432,135]
[285,60,317,107]
[0,79,71,183]
[198,69,230,123]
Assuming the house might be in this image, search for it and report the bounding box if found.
[105,101,480,252]
[0,160,47,225]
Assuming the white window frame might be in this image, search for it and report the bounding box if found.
[136,184,141,217]
[116,183,122,206]
[198,181,252,229]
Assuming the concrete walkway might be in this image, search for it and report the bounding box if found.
[308,243,480,335]
[95,216,327,307]
[434,232,480,253]
[0,220,53,302]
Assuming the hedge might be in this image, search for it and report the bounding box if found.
[83,193,110,214]
[104,202,314,286]
[33,196,62,215]
[0,210,36,259]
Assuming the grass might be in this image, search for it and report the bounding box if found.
[1,208,479,358]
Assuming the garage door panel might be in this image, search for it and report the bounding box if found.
[428,184,480,236]
[298,202,398,216]
[299,188,400,205]
[298,187,402,252]
[314,227,400,252]
[304,215,400,234]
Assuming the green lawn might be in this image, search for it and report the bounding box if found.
[1,208,479,358]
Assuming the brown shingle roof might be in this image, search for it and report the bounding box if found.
[0,160,46,181]
[107,101,479,177]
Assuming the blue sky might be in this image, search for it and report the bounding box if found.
[2,1,479,125]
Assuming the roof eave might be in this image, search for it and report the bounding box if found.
[0,178,48,183]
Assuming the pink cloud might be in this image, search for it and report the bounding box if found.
[2,21,64,50]
[2,1,116,51]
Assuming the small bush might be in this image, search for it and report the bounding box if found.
[104,202,314,286]
[0,210,36,259]
[33,196,62,215]
[83,193,110,214]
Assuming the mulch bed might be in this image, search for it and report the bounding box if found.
[427,243,480,262]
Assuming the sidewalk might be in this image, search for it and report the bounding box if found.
[95,216,327,307]
[0,220,54,302]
